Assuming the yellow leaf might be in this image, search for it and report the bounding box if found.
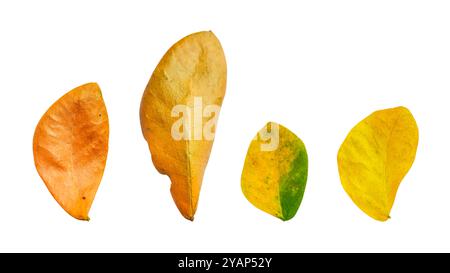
[337,106,419,221]
[33,83,109,220]
[140,31,227,220]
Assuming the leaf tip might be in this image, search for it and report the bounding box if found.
[278,215,293,222]
[72,214,90,221]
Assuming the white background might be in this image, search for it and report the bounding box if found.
[0,0,449,252]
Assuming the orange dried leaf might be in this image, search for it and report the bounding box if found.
[33,83,109,220]
[140,31,227,220]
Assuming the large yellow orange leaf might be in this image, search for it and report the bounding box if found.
[140,31,227,220]
[33,83,109,220]
[337,106,419,221]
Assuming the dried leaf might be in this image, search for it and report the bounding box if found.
[140,31,227,220]
[337,106,419,221]
[33,83,109,220]
[241,122,308,221]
